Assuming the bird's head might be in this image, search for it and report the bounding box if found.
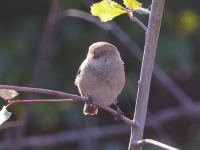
[88,42,121,61]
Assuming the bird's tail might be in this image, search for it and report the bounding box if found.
[83,103,98,115]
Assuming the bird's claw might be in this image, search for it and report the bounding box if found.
[114,108,124,121]
[86,95,93,105]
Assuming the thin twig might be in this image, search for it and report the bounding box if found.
[128,12,147,31]
[0,85,81,100]
[135,139,179,150]
[128,0,165,149]
[0,85,135,127]
[8,99,74,104]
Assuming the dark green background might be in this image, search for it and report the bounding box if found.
[0,0,200,149]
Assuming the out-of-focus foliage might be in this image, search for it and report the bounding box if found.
[176,10,199,37]
[0,0,200,150]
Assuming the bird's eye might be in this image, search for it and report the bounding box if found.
[102,50,107,55]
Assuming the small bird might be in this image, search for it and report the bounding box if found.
[75,42,125,119]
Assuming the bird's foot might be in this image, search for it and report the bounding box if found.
[85,95,93,105]
[112,102,124,121]
[114,108,124,121]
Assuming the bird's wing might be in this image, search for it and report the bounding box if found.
[77,59,87,77]
[74,59,87,86]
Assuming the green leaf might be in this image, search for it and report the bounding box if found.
[123,0,142,9]
[90,0,126,22]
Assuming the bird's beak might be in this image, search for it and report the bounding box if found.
[92,53,100,59]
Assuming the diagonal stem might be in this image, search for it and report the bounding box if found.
[0,85,135,127]
[129,12,147,31]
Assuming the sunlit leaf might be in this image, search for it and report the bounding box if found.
[123,0,142,9]
[135,8,150,15]
[0,106,12,125]
[91,0,126,22]
[0,89,18,100]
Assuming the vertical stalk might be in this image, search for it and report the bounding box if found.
[128,0,165,149]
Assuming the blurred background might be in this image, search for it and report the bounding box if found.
[0,0,200,149]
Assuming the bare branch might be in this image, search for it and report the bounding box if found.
[0,85,81,100]
[0,120,24,129]
[8,99,74,106]
[0,123,179,150]
[129,14,147,31]
[125,82,177,146]
[0,85,135,127]
[0,123,129,149]
[128,0,165,149]
[134,139,179,150]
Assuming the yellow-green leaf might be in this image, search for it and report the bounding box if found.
[91,0,126,22]
[123,0,142,9]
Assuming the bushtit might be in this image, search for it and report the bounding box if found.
[75,42,125,119]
